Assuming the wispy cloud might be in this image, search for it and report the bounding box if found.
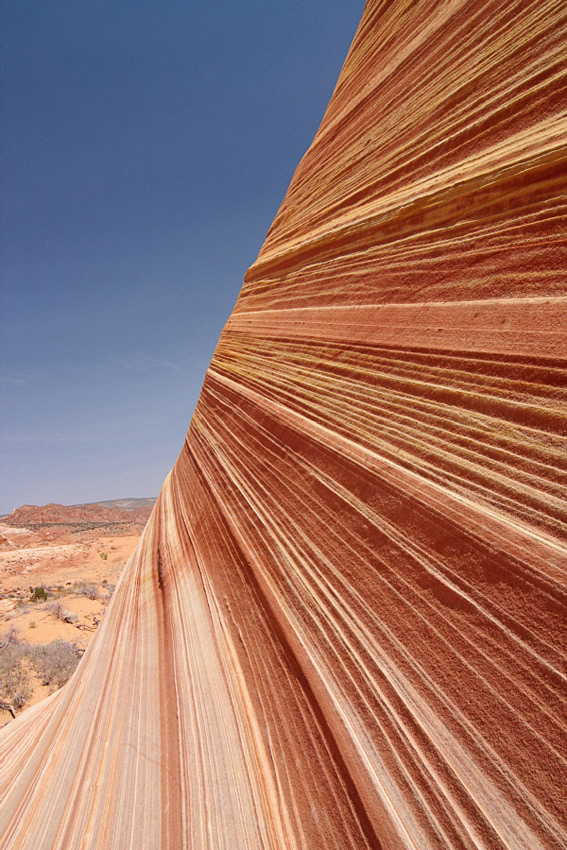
[122,352,183,374]
[0,374,27,387]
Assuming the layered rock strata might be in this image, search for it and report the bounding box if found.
[1,1,566,848]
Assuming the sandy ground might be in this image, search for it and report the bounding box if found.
[0,523,141,724]
[0,525,139,592]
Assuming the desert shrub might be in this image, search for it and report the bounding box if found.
[29,585,48,603]
[46,602,78,624]
[0,627,20,651]
[100,552,108,561]
[73,582,99,600]
[0,631,83,714]
[0,630,32,709]
[31,640,81,692]
[45,585,66,599]
[62,609,79,624]
[46,601,63,619]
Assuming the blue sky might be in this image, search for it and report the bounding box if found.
[0,1,363,513]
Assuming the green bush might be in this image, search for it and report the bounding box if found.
[29,586,48,603]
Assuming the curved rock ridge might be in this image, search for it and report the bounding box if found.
[1,2,566,848]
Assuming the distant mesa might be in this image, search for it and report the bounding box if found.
[1,499,156,528]
[72,497,158,511]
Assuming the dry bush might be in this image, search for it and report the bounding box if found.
[1,631,82,715]
[46,602,78,623]
[0,629,32,710]
[73,582,99,600]
[63,610,79,624]
[46,601,63,618]
[31,640,81,692]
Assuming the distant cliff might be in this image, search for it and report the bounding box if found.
[1,2,566,849]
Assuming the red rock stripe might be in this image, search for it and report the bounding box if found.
[226,298,567,358]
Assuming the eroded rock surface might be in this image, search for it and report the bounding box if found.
[1,2,566,848]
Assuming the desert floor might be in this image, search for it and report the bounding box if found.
[0,522,142,724]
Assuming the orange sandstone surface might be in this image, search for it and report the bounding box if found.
[1,2,566,849]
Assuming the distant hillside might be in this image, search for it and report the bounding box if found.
[74,498,157,511]
[1,500,155,527]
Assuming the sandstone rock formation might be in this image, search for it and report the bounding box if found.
[1,2,566,848]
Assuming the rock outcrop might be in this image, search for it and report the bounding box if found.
[1,2,566,848]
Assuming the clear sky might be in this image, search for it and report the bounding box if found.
[0,1,363,514]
